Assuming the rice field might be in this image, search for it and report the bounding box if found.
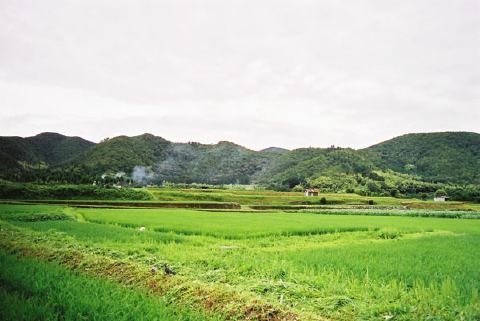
[0,250,220,321]
[0,203,479,320]
[147,188,480,211]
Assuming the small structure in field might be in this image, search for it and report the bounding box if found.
[304,188,319,197]
[434,196,449,202]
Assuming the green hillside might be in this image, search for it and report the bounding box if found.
[363,132,480,184]
[1,132,479,196]
[254,148,430,198]
[69,135,273,184]
[151,141,272,184]
[257,132,480,198]
[71,134,170,172]
[26,132,96,165]
[0,136,40,170]
[257,147,374,190]
[0,133,94,171]
[259,147,289,154]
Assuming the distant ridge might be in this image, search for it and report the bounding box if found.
[362,131,480,184]
[259,147,289,154]
[0,131,479,186]
[0,132,95,170]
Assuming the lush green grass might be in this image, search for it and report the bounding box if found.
[2,182,478,212]
[149,187,478,210]
[299,208,480,219]
[14,220,184,245]
[80,208,381,238]
[0,204,68,221]
[78,207,480,237]
[0,250,221,321]
[0,180,153,200]
[287,234,480,296]
[1,204,480,320]
[149,188,402,205]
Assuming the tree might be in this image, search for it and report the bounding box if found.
[434,189,447,197]
[367,181,381,193]
[389,189,399,197]
[292,184,304,192]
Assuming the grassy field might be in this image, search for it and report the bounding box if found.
[0,198,479,320]
[148,187,480,211]
[0,250,220,321]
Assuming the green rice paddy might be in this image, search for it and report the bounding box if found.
[0,250,221,321]
[0,200,479,321]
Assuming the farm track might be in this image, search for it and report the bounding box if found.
[0,221,321,321]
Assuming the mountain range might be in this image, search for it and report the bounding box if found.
[1,132,479,191]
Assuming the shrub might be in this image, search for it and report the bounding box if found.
[0,180,152,200]
[292,184,305,192]
[377,229,401,240]
[389,189,399,197]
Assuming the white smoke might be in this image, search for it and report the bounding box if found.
[131,166,155,185]
[115,171,126,178]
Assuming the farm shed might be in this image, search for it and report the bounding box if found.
[304,189,319,197]
[434,196,449,202]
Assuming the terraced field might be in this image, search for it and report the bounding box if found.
[148,188,480,211]
[0,203,479,320]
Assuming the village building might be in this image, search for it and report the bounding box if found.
[434,195,449,202]
[304,188,319,197]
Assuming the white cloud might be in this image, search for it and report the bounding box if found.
[0,0,479,149]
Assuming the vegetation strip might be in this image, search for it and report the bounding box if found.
[295,209,480,219]
[0,222,307,321]
[0,199,241,209]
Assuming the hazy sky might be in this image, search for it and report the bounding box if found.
[1,0,479,150]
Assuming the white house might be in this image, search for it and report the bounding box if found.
[304,189,319,197]
[434,196,448,202]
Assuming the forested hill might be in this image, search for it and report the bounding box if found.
[0,133,273,185]
[363,132,480,185]
[0,131,479,188]
[70,134,272,184]
[0,132,94,171]
[70,134,171,173]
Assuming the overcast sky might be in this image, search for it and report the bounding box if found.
[1,0,479,150]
